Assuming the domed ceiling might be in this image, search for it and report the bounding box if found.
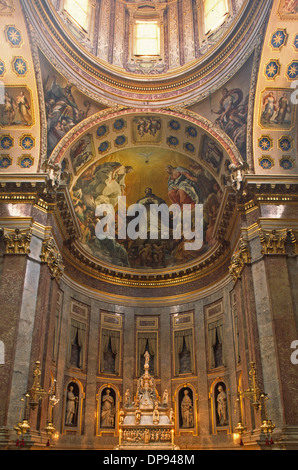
[21,0,271,107]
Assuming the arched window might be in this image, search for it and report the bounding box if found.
[64,0,90,32]
[203,0,229,34]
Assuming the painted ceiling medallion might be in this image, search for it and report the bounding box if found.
[270,29,288,51]
[278,136,293,152]
[0,134,14,150]
[18,154,34,168]
[5,25,22,47]
[0,155,12,168]
[264,60,280,80]
[286,61,298,80]
[258,136,273,151]
[293,34,298,51]
[12,57,28,77]
[19,134,35,150]
[279,156,295,170]
[0,59,6,77]
[259,155,275,170]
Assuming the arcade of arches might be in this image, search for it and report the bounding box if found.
[0,0,298,451]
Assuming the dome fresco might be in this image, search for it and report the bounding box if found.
[70,146,222,270]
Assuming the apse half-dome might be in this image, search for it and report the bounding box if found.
[55,111,238,275]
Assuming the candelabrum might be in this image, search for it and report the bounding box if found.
[45,379,60,446]
[236,362,275,446]
[260,393,275,445]
[14,361,59,447]
[14,394,31,447]
[235,392,247,446]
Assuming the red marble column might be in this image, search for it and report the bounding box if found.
[27,264,60,432]
[0,254,28,427]
[234,264,263,432]
[263,255,298,427]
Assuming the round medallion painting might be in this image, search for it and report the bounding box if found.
[70,147,222,270]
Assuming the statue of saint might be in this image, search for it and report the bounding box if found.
[153,401,159,424]
[65,385,78,426]
[162,389,169,407]
[101,389,115,428]
[180,389,194,428]
[217,385,228,426]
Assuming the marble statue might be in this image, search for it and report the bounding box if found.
[101,389,115,428]
[181,389,194,428]
[65,385,78,426]
[217,385,228,426]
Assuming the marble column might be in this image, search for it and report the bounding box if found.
[263,254,298,428]
[0,253,28,427]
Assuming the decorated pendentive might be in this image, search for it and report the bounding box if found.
[269,28,288,51]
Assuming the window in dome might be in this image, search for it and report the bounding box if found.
[64,0,90,32]
[203,0,229,34]
[134,20,161,57]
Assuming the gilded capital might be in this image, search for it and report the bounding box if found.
[4,228,32,255]
[259,229,288,255]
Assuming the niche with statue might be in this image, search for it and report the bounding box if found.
[100,387,116,429]
[178,387,194,429]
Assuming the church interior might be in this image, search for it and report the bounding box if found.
[0,0,298,451]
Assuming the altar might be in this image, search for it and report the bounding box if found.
[116,352,179,450]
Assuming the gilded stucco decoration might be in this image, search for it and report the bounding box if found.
[229,238,251,282]
[259,228,288,255]
[3,227,32,255]
[40,236,64,281]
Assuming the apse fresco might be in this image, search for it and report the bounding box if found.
[71,147,222,270]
